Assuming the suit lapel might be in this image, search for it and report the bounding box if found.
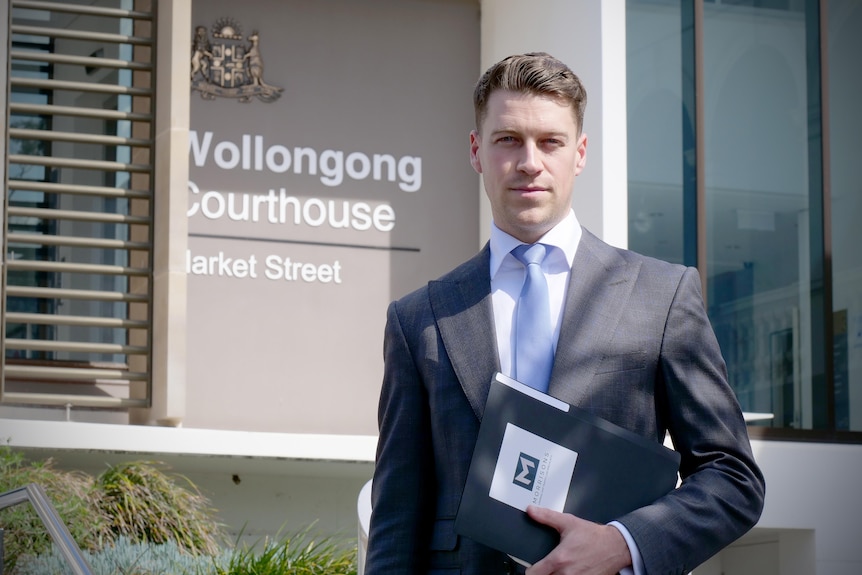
[427,232,640,417]
[429,245,498,421]
[549,229,641,406]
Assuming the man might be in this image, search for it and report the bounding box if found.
[365,52,764,575]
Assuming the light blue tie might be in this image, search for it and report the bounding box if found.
[511,243,553,392]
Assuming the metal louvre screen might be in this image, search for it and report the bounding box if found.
[2,0,155,408]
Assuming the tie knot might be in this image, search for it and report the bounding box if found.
[512,243,547,267]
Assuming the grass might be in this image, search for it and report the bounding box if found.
[218,528,357,575]
[14,536,231,575]
[13,531,357,575]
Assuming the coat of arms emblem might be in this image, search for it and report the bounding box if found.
[190,18,283,103]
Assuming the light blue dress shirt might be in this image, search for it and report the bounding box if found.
[488,210,644,575]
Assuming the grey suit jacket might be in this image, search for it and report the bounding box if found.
[365,229,765,575]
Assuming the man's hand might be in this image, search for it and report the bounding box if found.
[525,506,632,575]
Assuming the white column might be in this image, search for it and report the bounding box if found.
[139,0,191,426]
[478,0,628,248]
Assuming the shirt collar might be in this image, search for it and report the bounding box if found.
[489,209,581,277]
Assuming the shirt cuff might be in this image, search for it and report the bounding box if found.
[608,521,644,575]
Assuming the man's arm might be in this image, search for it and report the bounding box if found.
[364,301,435,574]
[619,267,765,573]
[525,267,764,575]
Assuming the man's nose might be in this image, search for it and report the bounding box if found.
[517,143,542,174]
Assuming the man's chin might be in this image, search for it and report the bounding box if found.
[506,216,555,243]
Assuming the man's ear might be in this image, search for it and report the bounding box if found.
[469,130,483,174]
[574,133,587,175]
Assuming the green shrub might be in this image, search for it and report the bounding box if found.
[2,450,355,575]
[94,461,226,556]
[1,450,227,571]
[0,446,111,573]
[14,536,231,575]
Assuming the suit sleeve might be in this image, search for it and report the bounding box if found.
[364,300,435,574]
[619,267,766,575]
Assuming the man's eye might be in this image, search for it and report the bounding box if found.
[497,136,516,143]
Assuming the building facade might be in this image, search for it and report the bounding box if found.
[1,1,860,573]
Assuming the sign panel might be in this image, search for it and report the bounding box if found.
[187,0,480,434]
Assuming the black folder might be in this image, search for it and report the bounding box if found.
[454,373,681,566]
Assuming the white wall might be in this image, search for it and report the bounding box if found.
[692,438,862,574]
[746,439,862,575]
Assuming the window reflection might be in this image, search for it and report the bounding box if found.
[628,0,860,434]
[627,0,686,266]
[828,0,862,431]
[703,0,814,429]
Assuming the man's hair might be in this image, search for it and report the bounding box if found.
[473,52,587,134]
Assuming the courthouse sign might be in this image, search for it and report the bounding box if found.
[186,0,480,435]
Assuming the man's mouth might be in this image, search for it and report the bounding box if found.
[511,186,548,194]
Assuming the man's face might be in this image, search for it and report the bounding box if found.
[470,90,587,244]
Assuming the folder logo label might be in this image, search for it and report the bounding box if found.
[513,453,540,490]
[489,423,578,513]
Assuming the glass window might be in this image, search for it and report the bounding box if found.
[703,0,819,429]
[828,0,862,431]
[626,0,687,266]
[628,0,861,436]
[3,1,154,406]
[7,34,56,360]
[7,4,138,364]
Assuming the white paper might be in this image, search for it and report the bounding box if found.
[489,423,578,513]
[494,372,570,412]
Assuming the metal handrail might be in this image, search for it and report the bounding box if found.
[0,483,93,575]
